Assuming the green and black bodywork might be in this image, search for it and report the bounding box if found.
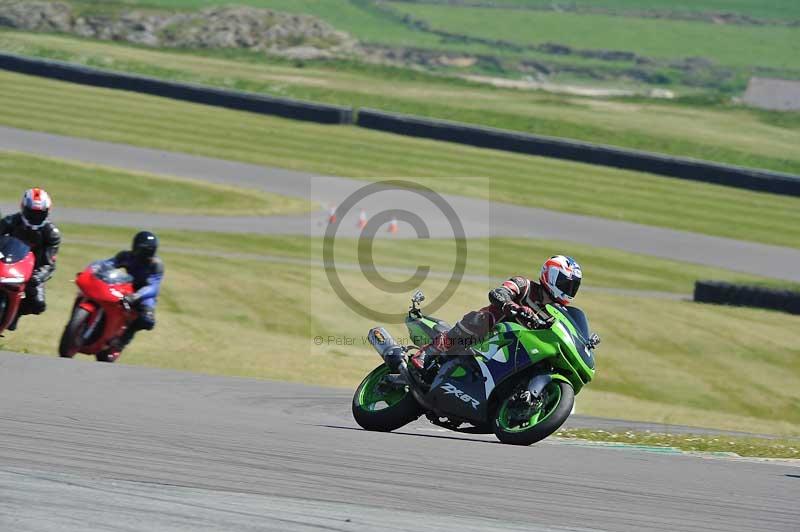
[353,291,599,445]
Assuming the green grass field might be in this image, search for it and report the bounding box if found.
[62,225,800,295]
[0,151,311,216]
[389,2,800,71]
[479,0,800,20]
[2,224,798,436]
[3,32,799,176]
[1,70,798,248]
[58,0,800,93]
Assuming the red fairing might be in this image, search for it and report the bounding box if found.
[0,244,34,334]
[69,264,136,356]
[76,266,133,304]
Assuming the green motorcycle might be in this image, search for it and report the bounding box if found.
[352,290,599,445]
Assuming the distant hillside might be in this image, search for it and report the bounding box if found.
[2,0,799,94]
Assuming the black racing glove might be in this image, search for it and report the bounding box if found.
[122,293,138,310]
[488,287,512,308]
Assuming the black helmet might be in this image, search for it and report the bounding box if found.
[132,231,158,259]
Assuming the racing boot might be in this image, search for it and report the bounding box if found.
[409,344,441,384]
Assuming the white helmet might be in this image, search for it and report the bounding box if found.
[540,255,582,305]
[20,188,52,229]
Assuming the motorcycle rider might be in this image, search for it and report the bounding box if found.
[411,255,582,373]
[99,231,164,361]
[0,188,61,331]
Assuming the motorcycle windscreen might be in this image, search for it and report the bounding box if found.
[0,236,31,264]
[90,260,134,285]
[560,306,595,370]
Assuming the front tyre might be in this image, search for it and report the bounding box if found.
[58,308,90,358]
[352,364,422,432]
[493,380,574,446]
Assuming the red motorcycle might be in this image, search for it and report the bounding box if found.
[59,261,137,362]
[0,236,36,334]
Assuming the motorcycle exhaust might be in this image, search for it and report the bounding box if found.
[368,327,405,372]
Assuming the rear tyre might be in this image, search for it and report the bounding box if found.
[493,380,574,446]
[352,364,422,432]
[58,308,90,358]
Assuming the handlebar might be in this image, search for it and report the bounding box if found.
[504,303,548,329]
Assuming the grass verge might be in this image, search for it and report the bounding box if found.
[0,70,798,248]
[554,429,800,459]
[60,225,800,293]
[0,150,311,216]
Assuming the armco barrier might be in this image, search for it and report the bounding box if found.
[0,53,352,124]
[357,109,800,196]
[694,281,800,314]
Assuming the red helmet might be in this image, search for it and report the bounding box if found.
[540,255,582,305]
[20,188,52,229]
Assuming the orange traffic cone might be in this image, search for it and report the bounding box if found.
[387,218,398,234]
[328,205,337,225]
[357,209,367,230]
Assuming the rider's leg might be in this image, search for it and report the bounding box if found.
[411,306,499,370]
[112,306,156,355]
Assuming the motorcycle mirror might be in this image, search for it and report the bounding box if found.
[411,290,425,303]
[588,333,601,349]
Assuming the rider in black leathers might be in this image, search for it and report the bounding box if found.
[0,188,61,330]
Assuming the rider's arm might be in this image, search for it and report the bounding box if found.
[32,225,61,284]
[0,215,11,236]
[488,276,529,308]
[131,258,164,302]
[104,251,129,269]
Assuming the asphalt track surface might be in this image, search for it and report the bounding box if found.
[1,352,798,532]
[2,126,800,282]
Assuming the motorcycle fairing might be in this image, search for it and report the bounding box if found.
[405,314,451,347]
[426,358,490,424]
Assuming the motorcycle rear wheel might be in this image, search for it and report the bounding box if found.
[352,364,422,432]
[58,308,89,358]
[493,380,574,446]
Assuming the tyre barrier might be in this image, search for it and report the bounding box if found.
[694,281,800,314]
[0,52,353,125]
[357,109,800,197]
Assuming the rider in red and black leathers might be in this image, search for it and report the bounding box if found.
[0,190,61,329]
[412,256,582,370]
[414,277,549,368]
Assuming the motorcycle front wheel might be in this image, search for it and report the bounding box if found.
[58,308,89,358]
[493,380,574,446]
[352,364,422,432]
